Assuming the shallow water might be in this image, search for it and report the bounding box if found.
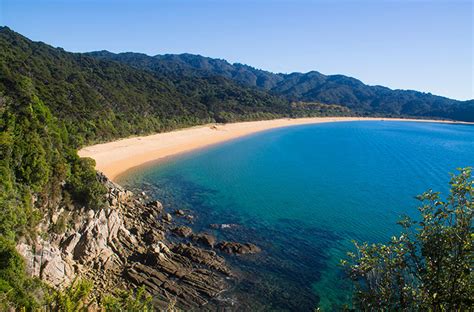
[119,121,474,310]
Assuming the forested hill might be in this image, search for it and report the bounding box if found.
[1,27,311,146]
[88,51,474,122]
[0,26,349,255]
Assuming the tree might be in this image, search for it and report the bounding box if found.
[342,168,473,310]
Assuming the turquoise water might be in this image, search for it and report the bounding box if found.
[119,121,474,310]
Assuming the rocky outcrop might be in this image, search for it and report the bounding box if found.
[17,240,75,288]
[17,171,261,309]
[16,172,241,309]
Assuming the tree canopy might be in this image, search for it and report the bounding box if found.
[343,168,473,310]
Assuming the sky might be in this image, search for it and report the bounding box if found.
[1,0,472,100]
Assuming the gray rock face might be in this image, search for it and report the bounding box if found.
[16,240,75,288]
[72,208,130,269]
[17,172,259,309]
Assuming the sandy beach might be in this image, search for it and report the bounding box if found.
[78,117,471,181]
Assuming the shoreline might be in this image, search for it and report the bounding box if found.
[78,117,472,181]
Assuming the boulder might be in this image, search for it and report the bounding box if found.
[162,213,173,223]
[143,229,165,244]
[146,200,163,212]
[172,226,193,238]
[61,232,81,257]
[191,233,216,248]
[174,209,185,216]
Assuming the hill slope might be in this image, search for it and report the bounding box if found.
[88,51,474,121]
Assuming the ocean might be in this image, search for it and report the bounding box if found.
[119,121,474,310]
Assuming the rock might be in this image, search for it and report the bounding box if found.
[146,200,163,211]
[191,233,216,248]
[16,240,75,288]
[158,242,170,254]
[172,243,231,276]
[143,229,164,244]
[162,213,173,223]
[19,171,235,309]
[174,209,185,216]
[61,232,81,256]
[217,242,261,255]
[72,208,127,269]
[172,226,193,238]
[109,197,118,207]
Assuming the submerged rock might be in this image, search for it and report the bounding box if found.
[174,209,186,216]
[192,233,216,248]
[146,200,163,212]
[172,226,193,238]
[162,213,173,223]
[217,242,261,255]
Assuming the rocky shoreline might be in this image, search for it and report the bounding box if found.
[16,172,260,310]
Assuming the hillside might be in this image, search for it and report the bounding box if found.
[88,51,474,121]
[0,26,351,309]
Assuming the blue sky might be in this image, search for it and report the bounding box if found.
[1,0,472,100]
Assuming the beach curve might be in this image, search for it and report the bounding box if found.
[78,117,471,181]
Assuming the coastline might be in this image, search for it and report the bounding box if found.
[78,117,472,181]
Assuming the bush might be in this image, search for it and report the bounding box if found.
[0,237,42,310]
[102,286,153,311]
[343,168,473,310]
[66,157,106,210]
[46,279,94,311]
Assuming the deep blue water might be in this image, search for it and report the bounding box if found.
[119,121,474,310]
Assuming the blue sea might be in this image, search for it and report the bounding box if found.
[119,121,474,310]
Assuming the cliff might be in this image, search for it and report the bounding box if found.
[15,173,259,309]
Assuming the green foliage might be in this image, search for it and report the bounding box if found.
[66,157,106,210]
[0,237,43,310]
[343,168,473,310]
[102,286,153,311]
[46,279,94,312]
[89,50,474,122]
[290,101,352,117]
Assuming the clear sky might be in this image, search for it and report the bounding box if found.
[1,0,472,100]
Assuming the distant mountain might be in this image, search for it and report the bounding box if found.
[1,27,329,146]
[88,51,474,121]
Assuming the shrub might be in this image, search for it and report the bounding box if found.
[343,168,473,310]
